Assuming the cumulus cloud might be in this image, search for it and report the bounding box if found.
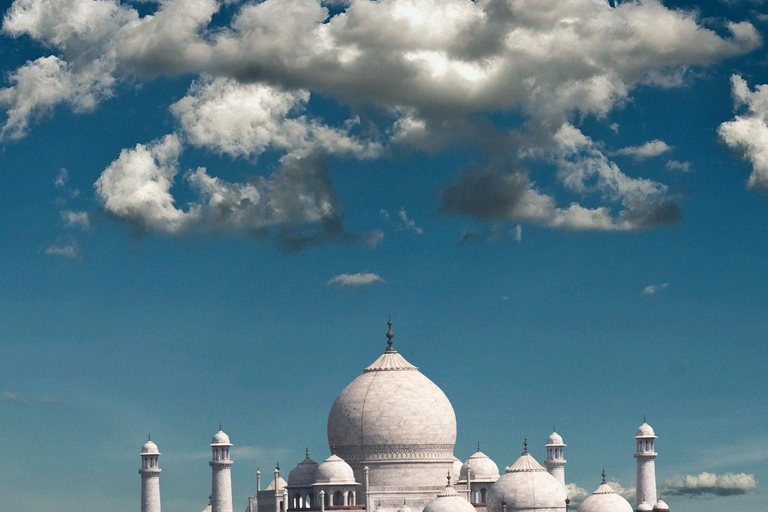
[171,76,382,159]
[614,140,673,160]
[643,282,670,295]
[564,483,589,509]
[94,134,349,247]
[662,472,757,497]
[327,272,383,286]
[1,0,761,138]
[718,75,768,191]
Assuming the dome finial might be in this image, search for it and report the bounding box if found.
[386,314,394,348]
[477,441,481,452]
[447,471,452,486]
[276,460,280,472]
[148,433,151,441]
[643,414,646,423]
[219,421,222,431]
[523,438,528,453]
[601,467,606,484]
[306,447,309,458]
[332,443,336,455]
[553,424,556,433]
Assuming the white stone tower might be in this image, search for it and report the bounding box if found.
[634,417,658,508]
[210,426,234,512]
[544,426,566,488]
[139,435,161,512]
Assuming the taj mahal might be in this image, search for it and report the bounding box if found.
[139,319,670,512]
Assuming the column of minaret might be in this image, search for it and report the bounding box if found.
[543,426,566,488]
[139,428,235,512]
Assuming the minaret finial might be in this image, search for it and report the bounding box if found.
[386,315,394,348]
[276,461,280,472]
[523,438,528,453]
[602,467,606,484]
[447,471,452,486]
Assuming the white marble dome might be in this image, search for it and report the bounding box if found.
[423,482,476,512]
[636,502,653,511]
[141,440,159,454]
[288,455,318,487]
[398,502,413,512]
[212,430,231,445]
[576,483,633,512]
[314,454,357,484]
[546,432,564,446]
[327,341,456,457]
[652,500,669,511]
[460,451,499,482]
[635,423,657,438]
[487,452,567,512]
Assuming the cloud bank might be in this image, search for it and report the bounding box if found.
[327,272,383,286]
[662,472,757,497]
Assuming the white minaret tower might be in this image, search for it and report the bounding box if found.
[544,426,566,487]
[210,426,234,512]
[634,417,658,509]
[139,435,161,512]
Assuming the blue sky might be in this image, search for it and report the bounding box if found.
[0,0,767,511]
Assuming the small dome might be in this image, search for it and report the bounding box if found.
[487,452,566,512]
[636,502,653,511]
[266,476,288,491]
[212,430,231,445]
[546,432,564,446]
[288,455,319,487]
[576,483,633,512]
[398,502,413,512]
[314,454,357,485]
[635,422,657,439]
[141,440,159,454]
[423,482,475,512]
[652,500,669,511]
[460,451,500,482]
[452,457,463,483]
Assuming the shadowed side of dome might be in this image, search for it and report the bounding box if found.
[287,454,319,488]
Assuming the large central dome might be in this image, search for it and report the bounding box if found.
[327,320,456,490]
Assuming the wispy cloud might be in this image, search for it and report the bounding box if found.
[661,472,757,497]
[398,208,423,235]
[61,210,90,229]
[45,236,82,260]
[614,139,672,160]
[643,282,669,295]
[665,160,692,173]
[327,272,384,287]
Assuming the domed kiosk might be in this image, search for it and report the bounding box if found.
[487,441,567,512]
[327,319,457,509]
[576,471,633,512]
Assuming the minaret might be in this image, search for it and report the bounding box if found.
[210,426,234,512]
[634,417,658,508]
[544,425,566,487]
[139,435,161,512]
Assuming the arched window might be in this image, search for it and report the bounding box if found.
[334,491,343,506]
[280,501,285,512]
[306,494,313,508]
[480,488,487,503]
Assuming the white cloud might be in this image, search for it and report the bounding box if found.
[564,483,589,509]
[513,224,522,243]
[45,236,82,259]
[94,135,346,246]
[614,140,672,160]
[398,208,423,235]
[94,134,197,234]
[718,75,768,191]
[60,210,90,229]
[327,272,383,286]
[666,160,692,173]
[1,0,761,139]
[54,168,68,188]
[364,229,384,248]
[643,282,670,295]
[171,76,381,159]
[662,472,757,497]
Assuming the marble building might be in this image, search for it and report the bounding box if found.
[139,319,669,512]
